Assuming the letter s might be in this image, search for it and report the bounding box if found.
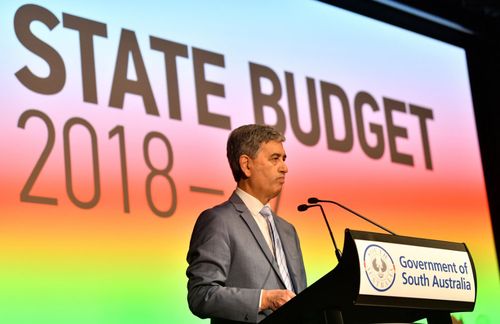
[14,4,65,94]
[402,272,408,285]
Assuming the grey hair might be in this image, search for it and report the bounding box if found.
[227,124,285,182]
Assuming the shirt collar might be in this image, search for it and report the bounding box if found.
[235,187,270,216]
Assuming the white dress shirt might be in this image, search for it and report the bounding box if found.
[235,187,274,256]
[235,187,278,311]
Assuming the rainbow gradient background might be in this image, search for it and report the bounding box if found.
[1,1,499,323]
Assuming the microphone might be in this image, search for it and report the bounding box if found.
[297,204,342,262]
[308,197,396,235]
[297,204,310,212]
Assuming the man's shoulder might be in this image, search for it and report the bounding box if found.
[197,195,241,222]
[202,199,235,216]
[274,213,296,232]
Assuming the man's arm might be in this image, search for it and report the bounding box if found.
[187,209,262,322]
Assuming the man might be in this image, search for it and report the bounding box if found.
[186,124,307,323]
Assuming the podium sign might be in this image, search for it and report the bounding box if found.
[350,230,477,312]
[355,239,475,302]
[261,229,477,324]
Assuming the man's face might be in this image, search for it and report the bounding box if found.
[244,140,288,204]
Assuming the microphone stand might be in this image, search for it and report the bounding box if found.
[298,204,342,262]
[308,197,397,236]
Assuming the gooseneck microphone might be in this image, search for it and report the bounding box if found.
[297,204,342,262]
[307,197,397,236]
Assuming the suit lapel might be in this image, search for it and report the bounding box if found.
[229,193,285,287]
[274,215,301,293]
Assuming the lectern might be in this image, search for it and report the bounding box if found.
[262,229,476,324]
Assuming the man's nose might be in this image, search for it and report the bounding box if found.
[279,160,288,173]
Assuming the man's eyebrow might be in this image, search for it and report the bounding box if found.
[270,152,286,158]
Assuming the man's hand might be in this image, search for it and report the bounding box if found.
[260,289,296,311]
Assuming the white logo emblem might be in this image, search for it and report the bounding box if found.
[363,244,396,292]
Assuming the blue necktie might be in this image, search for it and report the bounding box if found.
[260,205,293,291]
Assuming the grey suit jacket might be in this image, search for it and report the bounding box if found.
[186,192,307,323]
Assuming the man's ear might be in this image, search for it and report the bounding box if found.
[239,155,252,178]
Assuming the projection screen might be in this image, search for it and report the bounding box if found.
[1,0,498,323]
